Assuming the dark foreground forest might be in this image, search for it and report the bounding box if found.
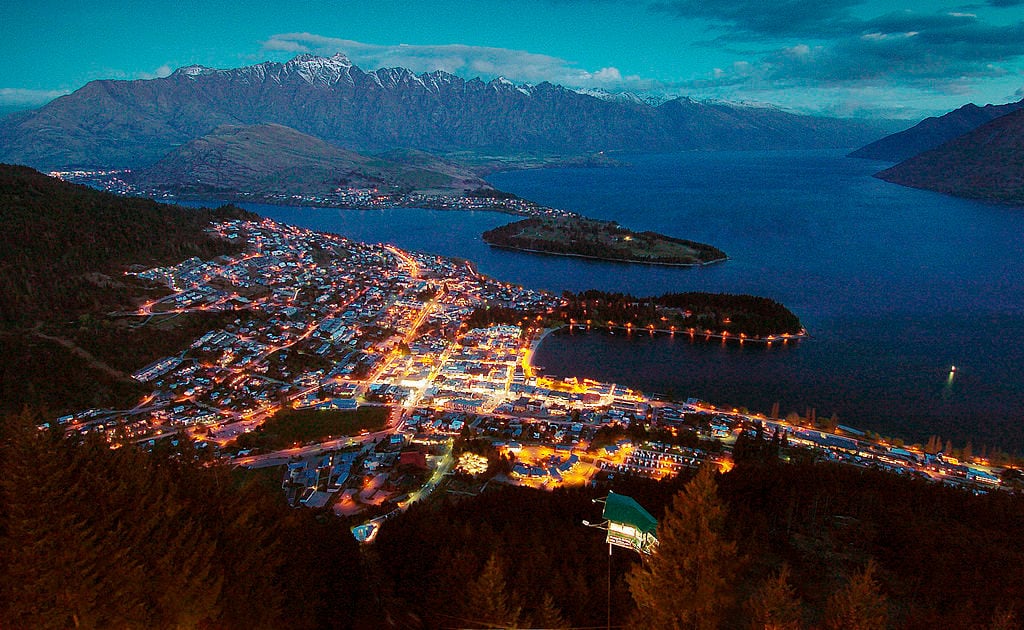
[3,408,1022,629]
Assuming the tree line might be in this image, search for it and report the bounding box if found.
[0,409,374,629]
[0,165,253,326]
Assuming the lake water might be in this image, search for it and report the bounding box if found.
[191,150,1024,452]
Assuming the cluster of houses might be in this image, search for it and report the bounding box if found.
[65,218,562,443]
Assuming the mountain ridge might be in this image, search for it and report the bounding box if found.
[0,54,899,171]
[849,98,1024,162]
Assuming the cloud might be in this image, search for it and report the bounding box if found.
[135,64,174,80]
[651,0,863,37]
[261,33,658,90]
[676,6,1024,98]
[0,88,69,108]
[649,0,1024,90]
[263,37,311,53]
[93,63,176,83]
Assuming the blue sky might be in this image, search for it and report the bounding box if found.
[2,0,1023,119]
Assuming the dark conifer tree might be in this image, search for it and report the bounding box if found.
[824,560,888,630]
[745,565,803,630]
[533,592,568,630]
[462,552,523,629]
[628,464,739,630]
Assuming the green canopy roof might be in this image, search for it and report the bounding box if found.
[602,492,658,534]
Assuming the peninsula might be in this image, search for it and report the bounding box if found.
[482,216,727,266]
[560,290,806,339]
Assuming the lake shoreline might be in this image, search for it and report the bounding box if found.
[547,323,809,344]
[484,242,730,267]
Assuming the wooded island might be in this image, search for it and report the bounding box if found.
[482,216,727,266]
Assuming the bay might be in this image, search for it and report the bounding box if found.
[186,149,1024,451]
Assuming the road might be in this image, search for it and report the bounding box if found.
[232,427,394,469]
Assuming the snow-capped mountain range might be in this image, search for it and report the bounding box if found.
[0,53,898,170]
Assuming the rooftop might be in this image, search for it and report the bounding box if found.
[603,491,657,534]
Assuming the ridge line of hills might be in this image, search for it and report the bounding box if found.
[874,108,1024,204]
[849,97,1024,163]
[848,94,1024,206]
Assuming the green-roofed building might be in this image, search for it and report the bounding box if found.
[602,491,658,554]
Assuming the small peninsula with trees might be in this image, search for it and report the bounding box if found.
[482,216,727,266]
[466,290,806,341]
[561,290,806,339]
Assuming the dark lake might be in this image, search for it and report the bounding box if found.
[189,150,1024,452]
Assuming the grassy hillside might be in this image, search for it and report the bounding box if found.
[133,123,494,198]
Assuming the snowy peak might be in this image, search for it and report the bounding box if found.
[488,76,534,96]
[282,53,353,87]
[371,67,474,94]
[574,87,666,107]
[372,66,425,90]
[172,64,217,78]
[168,54,534,96]
[420,70,462,93]
[0,51,901,171]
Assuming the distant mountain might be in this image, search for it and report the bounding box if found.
[0,53,897,170]
[849,98,1024,162]
[876,108,1024,205]
[131,123,492,198]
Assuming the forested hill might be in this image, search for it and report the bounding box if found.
[875,108,1024,205]
[373,459,1024,629]
[482,216,727,266]
[0,165,254,416]
[0,412,373,628]
[0,164,252,325]
[849,98,1024,163]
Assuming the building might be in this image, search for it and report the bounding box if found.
[602,492,659,555]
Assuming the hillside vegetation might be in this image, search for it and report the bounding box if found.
[5,415,1023,628]
[561,290,804,337]
[0,165,253,415]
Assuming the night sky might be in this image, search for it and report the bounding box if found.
[3,0,1023,118]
